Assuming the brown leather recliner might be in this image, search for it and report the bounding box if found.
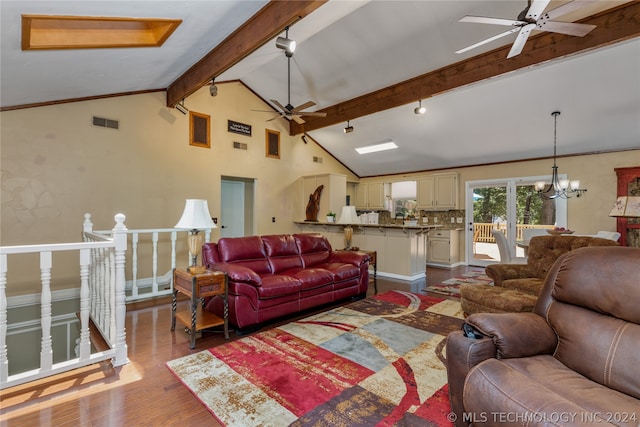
[446,246,640,427]
[460,235,619,315]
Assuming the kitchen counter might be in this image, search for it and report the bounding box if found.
[294,221,444,230]
[294,221,449,280]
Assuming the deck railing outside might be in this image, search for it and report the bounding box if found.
[473,223,553,243]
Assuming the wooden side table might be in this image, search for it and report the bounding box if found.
[172,268,229,349]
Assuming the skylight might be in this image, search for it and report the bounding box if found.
[355,141,398,154]
[22,15,182,50]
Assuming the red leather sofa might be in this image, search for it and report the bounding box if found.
[202,233,370,332]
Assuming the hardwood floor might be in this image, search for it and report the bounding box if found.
[0,266,474,427]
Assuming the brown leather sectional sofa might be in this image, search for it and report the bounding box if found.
[447,246,640,427]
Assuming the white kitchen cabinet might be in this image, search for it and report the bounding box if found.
[417,174,458,210]
[427,229,460,267]
[301,174,346,220]
[355,182,385,210]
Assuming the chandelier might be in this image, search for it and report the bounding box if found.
[534,111,587,199]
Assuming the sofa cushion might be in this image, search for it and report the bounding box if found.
[294,233,332,267]
[283,267,335,292]
[464,356,640,424]
[500,277,544,295]
[256,274,301,299]
[217,236,271,274]
[526,235,618,279]
[316,262,359,282]
[262,234,303,273]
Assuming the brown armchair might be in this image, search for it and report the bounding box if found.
[460,235,618,315]
[447,247,640,427]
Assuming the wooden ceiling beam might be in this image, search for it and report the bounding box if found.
[166,0,327,107]
[290,1,640,136]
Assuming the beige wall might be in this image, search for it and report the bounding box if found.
[0,82,357,294]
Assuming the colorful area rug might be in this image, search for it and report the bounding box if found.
[424,269,493,298]
[166,290,464,426]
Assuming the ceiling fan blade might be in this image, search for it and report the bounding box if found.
[270,99,287,112]
[525,0,551,21]
[291,115,306,125]
[292,100,316,112]
[251,109,278,113]
[544,0,598,21]
[459,16,524,27]
[455,27,520,54]
[537,20,595,37]
[266,114,285,122]
[507,23,536,58]
[298,111,327,117]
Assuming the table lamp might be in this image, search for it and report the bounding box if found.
[608,196,640,217]
[175,199,216,274]
[337,205,361,249]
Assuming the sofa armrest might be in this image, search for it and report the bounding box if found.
[209,263,262,287]
[484,264,534,287]
[330,250,369,267]
[466,312,557,359]
[446,331,497,427]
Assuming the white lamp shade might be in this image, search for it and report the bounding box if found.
[609,196,640,217]
[337,206,360,224]
[175,199,216,229]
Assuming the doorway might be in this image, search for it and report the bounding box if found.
[221,176,256,238]
[466,176,566,266]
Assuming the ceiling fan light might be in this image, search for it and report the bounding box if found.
[276,37,296,55]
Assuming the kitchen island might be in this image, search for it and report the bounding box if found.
[295,221,443,281]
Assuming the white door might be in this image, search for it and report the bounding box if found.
[221,180,245,238]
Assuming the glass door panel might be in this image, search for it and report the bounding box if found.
[466,177,566,267]
[469,183,507,266]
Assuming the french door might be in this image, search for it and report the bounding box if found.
[465,176,567,267]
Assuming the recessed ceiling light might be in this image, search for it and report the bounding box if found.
[355,141,398,154]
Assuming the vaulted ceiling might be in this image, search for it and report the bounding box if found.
[2,1,639,177]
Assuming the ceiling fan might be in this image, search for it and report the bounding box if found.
[456,0,597,59]
[253,29,327,125]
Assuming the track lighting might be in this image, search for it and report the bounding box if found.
[175,100,188,115]
[301,134,308,144]
[209,78,217,97]
[276,26,296,57]
[344,120,354,134]
[414,100,426,115]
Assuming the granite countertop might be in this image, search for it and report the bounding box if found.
[295,221,450,230]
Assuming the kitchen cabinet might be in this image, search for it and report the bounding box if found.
[355,182,385,210]
[301,174,346,220]
[417,173,458,210]
[427,229,460,267]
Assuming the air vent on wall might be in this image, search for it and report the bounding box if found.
[92,116,119,130]
[233,141,248,150]
[313,156,323,163]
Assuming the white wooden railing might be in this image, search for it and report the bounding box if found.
[1,214,128,389]
[84,214,212,302]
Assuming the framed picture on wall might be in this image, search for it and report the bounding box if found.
[189,111,210,148]
[265,129,280,159]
